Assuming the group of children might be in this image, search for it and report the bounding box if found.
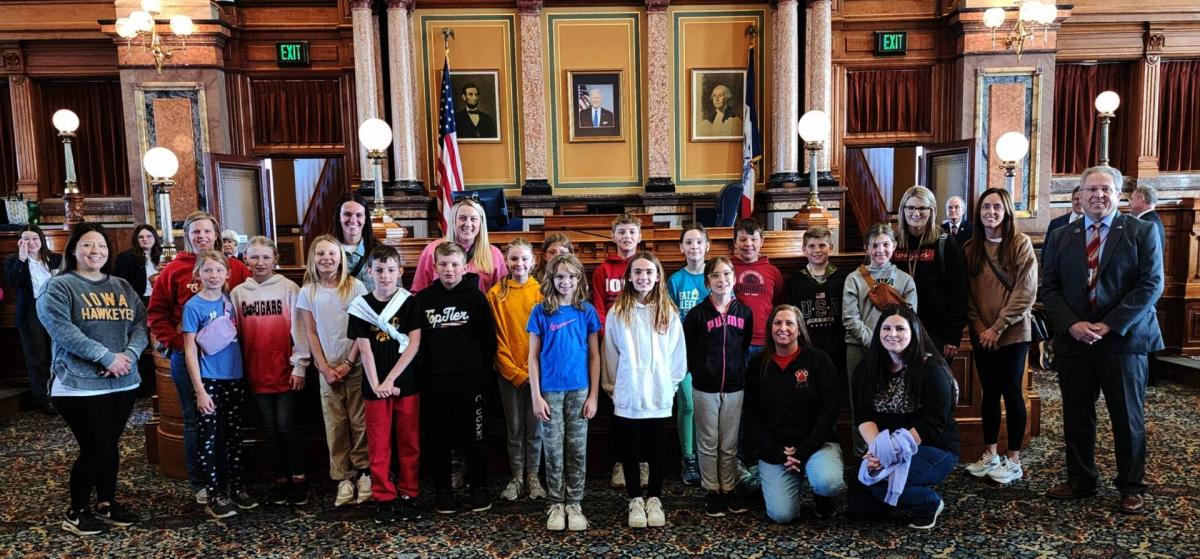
[177,209,918,530]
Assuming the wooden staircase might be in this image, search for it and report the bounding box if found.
[841,149,891,252]
[300,158,346,249]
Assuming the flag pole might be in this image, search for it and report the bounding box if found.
[442,27,454,64]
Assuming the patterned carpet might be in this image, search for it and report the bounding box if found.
[1,370,1198,558]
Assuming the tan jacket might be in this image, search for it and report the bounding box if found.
[966,234,1037,346]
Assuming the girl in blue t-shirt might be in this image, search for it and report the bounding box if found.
[528,254,601,532]
[667,223,709,486]
[182,250,254,519]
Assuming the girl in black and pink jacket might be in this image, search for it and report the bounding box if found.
[682,256,753,517]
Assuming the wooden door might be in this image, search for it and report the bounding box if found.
[208,154,275,241]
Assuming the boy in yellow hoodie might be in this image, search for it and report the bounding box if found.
[486,238,545,501]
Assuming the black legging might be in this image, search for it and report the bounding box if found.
[613,416,666,498]
[974,341,1030,451]
[54,389,137,511]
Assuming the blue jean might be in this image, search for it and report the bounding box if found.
[169,352,203,489]
[759,442,846,524]
[853,445,957,518]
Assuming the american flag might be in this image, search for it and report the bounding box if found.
[740,46,762,219]
[436,59,464,234]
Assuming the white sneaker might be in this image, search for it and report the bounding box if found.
[627,497,647,528]
[645,497,665,527]
[639,463,649,488]
[987,458,1024,485]
[611,463,626,489]
[335,479,355,507]
[965,451,1000,478]
[546,503,566,531]
[565,503,588,531]
[356,472,372,504]
[500,478,522,502]
[194,488,208,505]
[527,474,546,500]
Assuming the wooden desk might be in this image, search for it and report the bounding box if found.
[539,213,656,232]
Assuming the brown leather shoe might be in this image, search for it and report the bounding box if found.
[1119,493,1146,514]
[1046,480,1097,500]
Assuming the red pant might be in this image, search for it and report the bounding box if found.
[364,395,420,501]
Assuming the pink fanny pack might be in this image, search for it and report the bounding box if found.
[195,298,237,355]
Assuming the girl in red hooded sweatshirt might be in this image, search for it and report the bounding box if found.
[230,236,312,506]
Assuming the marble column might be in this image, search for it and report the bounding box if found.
[517,0,551,195]
[387,0,423,194]
[352,0,384,184]
[769,0,801,189]
[805,0,832,177]
[644,0,674,193]
[5,63,40,198]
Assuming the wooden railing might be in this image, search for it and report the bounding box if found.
[300,158,344,248]
[842,148,891,235]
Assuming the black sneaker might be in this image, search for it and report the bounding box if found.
[908,499,945,530]
[267,482,291,506]
[434,490,457,515]
[813,494,835,518]
[394,495,423,521]
[230,489,260,510]
[704,491,727,517]
[373,501,396,524]
[726,492,750,515]
[206,494,239,519]
[94,501,139,527]
[288,482,310,506]
[63,508,109,536]
[470,486,492,512]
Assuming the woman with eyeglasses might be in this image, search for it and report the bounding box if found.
[410,197,507,294]
[894,186,969,361]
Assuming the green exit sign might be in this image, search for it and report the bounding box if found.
[276,41,310,66]
[875,31,907,56]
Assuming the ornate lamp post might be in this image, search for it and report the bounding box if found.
[143,147,180,264]
[1094,90,1120,167]
[358,118,405,243]
[790,110,836,230]
[52,109,84,229]
[995,131,1030,192]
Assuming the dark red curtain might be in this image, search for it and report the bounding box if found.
[0,82,16,196]
[1158,60,1200,172]
[845,68,932,134]
[37,79,130,197]
[1052,63,1133,175]
[250,78,343,146]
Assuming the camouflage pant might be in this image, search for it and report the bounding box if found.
[542,389,589,505]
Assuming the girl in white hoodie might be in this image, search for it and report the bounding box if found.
[602,251,687,529]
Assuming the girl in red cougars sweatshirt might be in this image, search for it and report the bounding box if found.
[230,236,312,506]
[146,211,251,503]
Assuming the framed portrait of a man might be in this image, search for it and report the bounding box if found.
[691,69,746,142]
[446,70,501,142]
[568,70,622,142]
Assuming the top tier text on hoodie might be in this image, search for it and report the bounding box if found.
[411,272,498,380]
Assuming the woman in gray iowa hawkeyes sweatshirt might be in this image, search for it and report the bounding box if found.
[37,261,148,392]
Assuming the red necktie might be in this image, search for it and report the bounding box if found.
[1086,223,1103,310]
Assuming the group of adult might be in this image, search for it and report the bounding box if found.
[7,164,1164,533]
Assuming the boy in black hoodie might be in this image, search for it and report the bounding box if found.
[412,242,497,515]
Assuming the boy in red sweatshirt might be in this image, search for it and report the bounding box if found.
[591,213,642,329]
[731,218,784,357]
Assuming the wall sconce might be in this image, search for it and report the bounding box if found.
[995,131,1030,192]
[52,109,84,229]
[357,118,405,242]
[143,146,179,264]
[1094,90,1120,167]
[790,110,836,231]
[983,1,1058,61]
[115,0,194,75]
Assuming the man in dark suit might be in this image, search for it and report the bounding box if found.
[1046,186,1084,236]
[1040,166,1164,515]
[940,195,971,245]
[1129,185,1165,248]
[577,88,615,129]
[455,83,497,139]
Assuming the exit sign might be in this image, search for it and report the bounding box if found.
[276,41,310,67]
[874,31,907,56]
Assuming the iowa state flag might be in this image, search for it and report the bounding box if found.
[740,46,762,219]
